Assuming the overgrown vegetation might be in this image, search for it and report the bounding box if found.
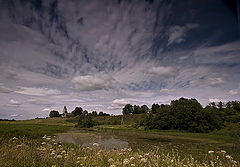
[122,97,240,133]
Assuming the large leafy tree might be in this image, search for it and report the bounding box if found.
[122,104,133,115]
[72,107,83,116]
[49,110,60,118]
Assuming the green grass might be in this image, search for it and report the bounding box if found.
[0,121,70,140]
[0,117,240,166]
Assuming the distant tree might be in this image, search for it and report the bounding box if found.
[140,105,149,113]
[49,110,60,118]
[209,102,216,108]
[98,111,104,116]
[72,107,83,116]
[217,101,224,109]
[122,104,133,115]
[83,110,88,115]
[92,111,97,116]
[151,104,160,114]
[133,105,141,114]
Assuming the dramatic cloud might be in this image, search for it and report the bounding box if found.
[0,0,239,119]
[168,24,199,45]
[9,99,21,106]
[208,78,225,86]
[72,74,116,91]
[148,66,176,77]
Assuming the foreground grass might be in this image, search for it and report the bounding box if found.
[0,136,239,167]
[0,119,240,166]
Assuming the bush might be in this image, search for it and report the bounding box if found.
[77,114,98,128]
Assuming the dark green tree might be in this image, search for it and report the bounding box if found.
[92,111,98,116]
[99,111,104,116]
[72,107,83,116]
[140,105,149,113]
[49,110,60,118]
[151,104,160,114]
[122,104,133,115]
[133,105,141,114]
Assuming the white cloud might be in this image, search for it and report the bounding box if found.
[229,90,238,95]
[168,23,199,45]
[10,114,23,117]
[112,98,131,106]
[209,98,224,103]
[72,74,116,91]
[209,77,225,86]
[15,87,61,96]
[148,66,176,77]
[9,99,21,105]
[42,108,51,112]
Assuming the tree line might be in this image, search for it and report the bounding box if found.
[122,97,240,133]
[49,107,110,118]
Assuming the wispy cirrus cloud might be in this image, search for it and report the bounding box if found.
[167,24,199,45]
[15,87,61,96]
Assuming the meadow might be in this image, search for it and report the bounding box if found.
[0,117,240,167]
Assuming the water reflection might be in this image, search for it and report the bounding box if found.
[57,131,129,149]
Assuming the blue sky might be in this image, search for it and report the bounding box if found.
[0,0,239,119]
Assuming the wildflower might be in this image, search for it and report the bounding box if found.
[127,148,132,152]
[225,155,232,159]
[56,155,63,159]
[93,143,99,147]
[208,150,214,154]
[140,158,147,163]
[41,147,46,151]
[131,164,135,167]
[110,165,116,167]
[41,142,46,145]
[221,150,226,154]
[12,137,18,140]
[130,157,135,161]
[137,155,143,159]
[123,159,130,165]
[42,135,47,139]
[61,150,66,154]
[46,138,51,140]
[50,152,55,156]
[16,144,22,148]
[53,143,58,145]
[145,153,150,156]
[108,158,114,163]
[51,165,56,167]
[58,145,62,147]
[76,161,81,164]
[77,157,81,160]
[52,139,56,142]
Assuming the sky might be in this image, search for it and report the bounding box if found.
[0,0,240,120]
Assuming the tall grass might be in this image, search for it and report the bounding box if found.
[0,136,239,167]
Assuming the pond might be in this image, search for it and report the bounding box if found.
[57,129,240,161]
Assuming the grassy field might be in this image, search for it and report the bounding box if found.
[0,117,240,167]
